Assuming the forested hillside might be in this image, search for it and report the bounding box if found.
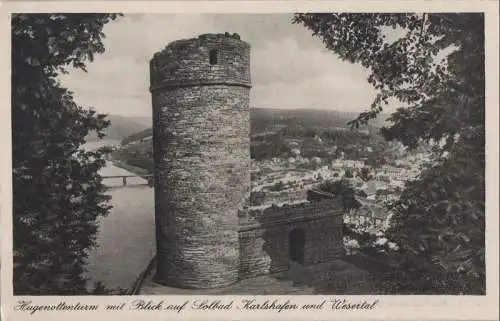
[119,108,390,145]
[113,107,392,174]
[86,114,151,142]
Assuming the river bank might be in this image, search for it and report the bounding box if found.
[112,160,150,176]
[85,160,155,291]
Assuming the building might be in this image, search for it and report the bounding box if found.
[150,33,343,289]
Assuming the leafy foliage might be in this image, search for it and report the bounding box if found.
[343,168,354,178]
[315,179,361,210]
[121,127,153,145]
[112,140,154,174]
[294,13,485,293]
[269,181,286,192]
[12,13,122,294]
[251,133,290,160]
[358,167,374,182]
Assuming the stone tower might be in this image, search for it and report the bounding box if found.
[149,33,251,289]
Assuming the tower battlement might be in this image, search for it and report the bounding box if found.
[238,198,343,230]
[150,33,251,91]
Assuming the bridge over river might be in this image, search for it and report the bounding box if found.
[84,158,156,291]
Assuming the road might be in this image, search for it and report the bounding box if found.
[85,159,155,291]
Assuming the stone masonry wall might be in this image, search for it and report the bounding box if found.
[150,34,251,90]
[238,199,344,279]
[151,34,251,289]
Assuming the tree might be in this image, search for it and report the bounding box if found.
[358,167,374,182]
[269,180,286,192]
[316,179,361,210]
[294,13,485,293]
[12,13,122,294]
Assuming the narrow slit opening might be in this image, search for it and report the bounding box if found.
[209,49,218,65]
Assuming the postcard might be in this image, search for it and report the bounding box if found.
[1,1,499,320]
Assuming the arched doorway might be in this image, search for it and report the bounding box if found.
[289,228,305,264]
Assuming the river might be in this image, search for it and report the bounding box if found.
[83,140,156,291]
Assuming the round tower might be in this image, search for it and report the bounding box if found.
[149,33,251,289]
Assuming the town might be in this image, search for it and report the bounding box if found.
[110,106,434,258]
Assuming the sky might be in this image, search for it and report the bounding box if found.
[59,14,385,119]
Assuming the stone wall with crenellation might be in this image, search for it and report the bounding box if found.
[237,198,344,280]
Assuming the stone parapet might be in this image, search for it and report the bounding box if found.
[238,198,343,230]
[237,199,344,279]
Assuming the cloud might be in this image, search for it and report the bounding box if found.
[59,14,382,118]
[252,73,377,111]
[252,36,371,85]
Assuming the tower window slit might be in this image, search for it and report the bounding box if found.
[209,49,218,65]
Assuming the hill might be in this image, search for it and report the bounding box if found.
[113,108,394,173]
[250,108,389,134]
[119,108,390,145]
[121,127,153,145]
[86,114,151,142]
